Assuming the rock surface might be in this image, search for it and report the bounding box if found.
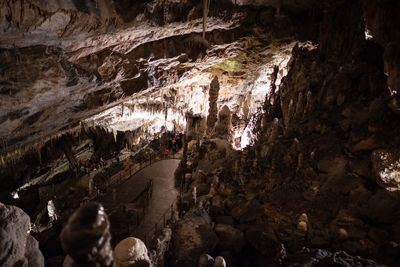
[0,202,44,267]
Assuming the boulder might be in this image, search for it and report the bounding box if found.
[172,208,218,266]
[214,224,245,252]
[0,202,44,267]
[245,224,283,258]
[114,237,151,267]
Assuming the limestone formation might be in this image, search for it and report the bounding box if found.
[60,202,114,267]
[114,237,151,267]
[206,76,220,135]
[212,105,232,141]
[0,202,44,267]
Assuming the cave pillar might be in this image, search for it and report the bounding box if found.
[206,76,220,135]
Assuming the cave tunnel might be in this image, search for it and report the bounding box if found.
[1,0,400,266]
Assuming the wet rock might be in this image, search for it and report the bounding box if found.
[60,202,113,267]
[114,237,151,267]
[371,149,400,191]
[0,202,44,267]
[214,224,245,252]
[172,208,218,266]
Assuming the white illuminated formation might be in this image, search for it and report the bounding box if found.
[83,40,294,150]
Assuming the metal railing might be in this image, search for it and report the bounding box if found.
[105,153,182,189]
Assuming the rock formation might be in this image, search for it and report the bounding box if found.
[0,202,44,267]
[60,202,114,267]
[206,76,220,135]
[1,0,400,266]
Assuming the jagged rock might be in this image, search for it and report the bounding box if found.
[214,224,245,252]
[98,55,122,81]
[0,202,44,267]
[371,149,400,191]
[172,208,218,266]
[114,237,151,267]
[60,202,114,267]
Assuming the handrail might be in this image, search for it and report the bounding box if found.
[105,154,181,189]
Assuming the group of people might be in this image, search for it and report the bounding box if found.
[166,133,184,154]
[78,157,105,175]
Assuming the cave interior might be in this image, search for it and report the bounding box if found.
[1,0,400,266]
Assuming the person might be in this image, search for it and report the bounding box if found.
[172,137,177,152]
[163,148,169,158]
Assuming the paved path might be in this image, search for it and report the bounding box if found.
[99,159,180,241]
[130,159,180,241]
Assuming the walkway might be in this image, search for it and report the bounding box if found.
[98,159,180,241]
[130,159,180,241]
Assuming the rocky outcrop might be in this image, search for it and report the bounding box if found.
[171,208,218,266]
[0,202,44,267]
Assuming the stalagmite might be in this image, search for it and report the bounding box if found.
[61,202,114,267]
[207,76,220,135]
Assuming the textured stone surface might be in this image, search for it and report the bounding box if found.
[60,202,114,267]
[0,202,44,267]
[114,237,151,267]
